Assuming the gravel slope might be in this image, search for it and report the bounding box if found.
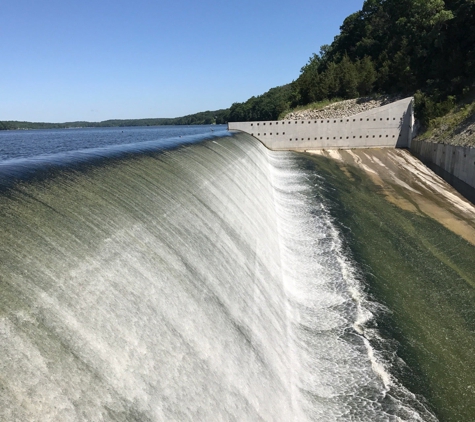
[283,96,401,120]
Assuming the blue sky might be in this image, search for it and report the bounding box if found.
[1,0,364,122]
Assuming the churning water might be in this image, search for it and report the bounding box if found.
[0,127,436,421]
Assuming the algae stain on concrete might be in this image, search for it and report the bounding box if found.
[302,149,475,422]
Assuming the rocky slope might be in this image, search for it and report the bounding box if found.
[418,113,475,147]
[283,96,401,120]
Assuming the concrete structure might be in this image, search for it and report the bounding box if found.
[410,139,475,196]
[228,97,414,151]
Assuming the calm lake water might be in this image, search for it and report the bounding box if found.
[0,125,229,162]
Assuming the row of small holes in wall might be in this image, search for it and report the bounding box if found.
[250,117,397,126]
[288,134,398,141]
[426,146,475,163]
[432,148,471,159]
[252,133,398,138]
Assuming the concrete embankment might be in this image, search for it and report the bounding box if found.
[306,147,475,245]
[228,97,413,151]
[283,96,475,204]
[410,139,475,203]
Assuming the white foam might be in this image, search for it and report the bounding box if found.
[268,147,438,421]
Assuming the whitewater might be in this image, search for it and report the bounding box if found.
[0,128,436,421]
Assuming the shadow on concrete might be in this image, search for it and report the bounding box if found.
[423,160,475,205]
[396,103,413,148]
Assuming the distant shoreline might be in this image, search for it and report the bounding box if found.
[0,109,230,131]
[0,123,224,131]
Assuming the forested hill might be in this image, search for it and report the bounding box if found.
[229,0,475,125]
[0,109,230,131]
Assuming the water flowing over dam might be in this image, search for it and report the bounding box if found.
[1,127,474,421]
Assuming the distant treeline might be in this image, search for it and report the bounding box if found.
[0,109,230,131]
[229,0,475,125]
[227,85,293,123]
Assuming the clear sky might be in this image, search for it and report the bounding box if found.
[1,0,364,122]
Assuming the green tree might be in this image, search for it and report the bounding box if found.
[356,56,377,95]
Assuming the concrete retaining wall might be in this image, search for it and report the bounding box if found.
[228,97,414,151]
[410,139,475,191]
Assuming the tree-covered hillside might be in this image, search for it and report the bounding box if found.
[230,0,475,125]
[227,85,293,122]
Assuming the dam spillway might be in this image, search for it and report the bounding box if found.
[1,126,474,421]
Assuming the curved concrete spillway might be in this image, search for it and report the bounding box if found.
[0,133,440,421]
[228,97,414,151]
